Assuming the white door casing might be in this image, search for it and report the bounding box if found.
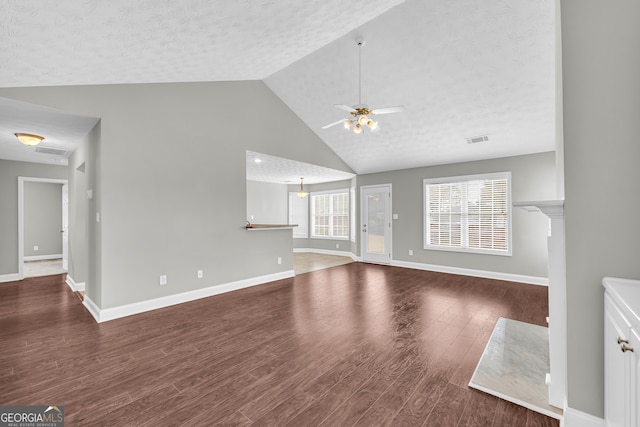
[62,184,69,270]
[17,177,69,280]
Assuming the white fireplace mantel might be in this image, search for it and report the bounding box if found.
[514,200,566,410]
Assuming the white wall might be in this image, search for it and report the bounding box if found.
[561,0,640,418]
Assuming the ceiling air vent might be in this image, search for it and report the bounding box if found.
[466,135,489,144]
[35,146,68,156]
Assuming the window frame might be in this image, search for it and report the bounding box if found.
[310,188,350,240]
[423,172,512,256]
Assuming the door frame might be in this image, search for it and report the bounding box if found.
[360,183,392,264]
[18,176,69,280]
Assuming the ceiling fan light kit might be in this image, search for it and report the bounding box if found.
[322,39,405,134]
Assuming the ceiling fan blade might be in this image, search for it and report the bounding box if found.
[334,104,357,113]
[321,119,347,129]
[371,105,406,115]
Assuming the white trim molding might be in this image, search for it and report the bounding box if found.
[293,247,360,261]
[391,260,548,286]
[562,407,604,427]
[18,176,68,281]
[0,273,20,283]
[83,296,101,322]
[65,275,85,292]
[83,270,295,323]
[24,254,63,262]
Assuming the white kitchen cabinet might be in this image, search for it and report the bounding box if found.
[603,277,640,427]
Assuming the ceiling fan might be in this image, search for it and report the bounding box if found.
[322,39,405,134]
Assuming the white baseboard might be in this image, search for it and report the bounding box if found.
[83,296,101,322]
[294,248,359,262]
[65,275,85,292]
[0,273,20,283]
[83,269,295,323]
[390,260,548,286]
[24,254,63,262]
[562,407,604,427]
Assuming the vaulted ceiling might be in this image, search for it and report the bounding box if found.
[0,0,556,174]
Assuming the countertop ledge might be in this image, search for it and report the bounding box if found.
[245,224,298,230]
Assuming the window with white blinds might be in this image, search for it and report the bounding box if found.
[424,172,511,255]
[311,190,349,239]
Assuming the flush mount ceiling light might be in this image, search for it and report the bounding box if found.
[15,133,45,146]
[296,177,309,199]
[322,39,406,134]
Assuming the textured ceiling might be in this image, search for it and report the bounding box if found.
[0,97,99,166]
[0,0,404,86]
[265,0,556,174]
[246,151,354,185]
[0,0,556,175]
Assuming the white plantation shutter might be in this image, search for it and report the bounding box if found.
[311,190,350,239]
[425,173,511,255]
[331,192,349,238]
[312,194,330,237]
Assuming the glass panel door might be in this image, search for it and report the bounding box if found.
[361,185,391,264]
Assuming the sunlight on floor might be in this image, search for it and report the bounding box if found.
[293,252,354,275]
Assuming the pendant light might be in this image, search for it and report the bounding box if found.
[296,177,309,199]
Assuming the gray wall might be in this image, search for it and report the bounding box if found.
[246,180,287,224]
[0,159,67,276]
[23,182,62,257]
[358,151,556,278]
[562,0,640,417]
[290,179,354,254]
[0,82,352,308]
[67,121,101,305]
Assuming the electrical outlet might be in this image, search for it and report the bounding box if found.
[33,245,39,251]
[409,250,413,256]
[393,213,399,219]
[197,270,203,279]
[277,257,282,265]
[159,275,167,286]
[336,243,340,249]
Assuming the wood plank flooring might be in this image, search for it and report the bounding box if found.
[0,263,559,426]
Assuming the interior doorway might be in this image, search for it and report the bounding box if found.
[18,177,68,279]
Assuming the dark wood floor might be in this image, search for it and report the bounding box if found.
[0,263,558,426]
